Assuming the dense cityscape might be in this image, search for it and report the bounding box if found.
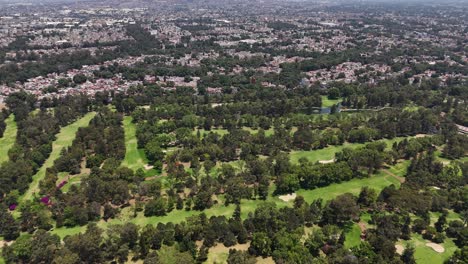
[0,0,467,263]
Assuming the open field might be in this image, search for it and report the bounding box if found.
[121,116,157,176]
[396,234,458,264]
[0,115,17,165]
[294,172,401,204]
[322,96,342,108]
[206,242,250,264]
[193,128,229,137]
[51,162,404,239]
[344,223,362,249]
[21,112,96,201]
[290,136,415,164]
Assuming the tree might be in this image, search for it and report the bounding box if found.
[73,74,87,84]
[304,229,325,257]
[322,193,359,226]
[358,187,377,207]
[401,245,416,264]
[0,207,20,240]
[144,198,167,217]
[274,174,300,195]
[227,249,256,264]
[249,232,272,257]
[328,88,340,100]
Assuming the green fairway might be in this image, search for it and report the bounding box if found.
[51,158,405,240]
[193,128,229,137]
[60,175,82,193]
[21,112,96,201]
[290,137,414,164]
[322,95,342,107]
[121,116,157,176]
[397,234,458,264]
[0,115,17,165]
[51,169,402,239]
[295,172,401,204]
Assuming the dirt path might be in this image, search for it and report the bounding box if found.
[382,169,405,183]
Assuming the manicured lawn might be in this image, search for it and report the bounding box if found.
[344,223,362,249]
[435,149,468,164]
[290,143,362,164]
[386,160,410,176]
[121,116,157,176]
[194,127,276,137]
[430,211,460,225]
[290,137,414,164]
[322,96,342,108]
[61,175,82,193]
[51,156,406,240]
[242,127,275,136]
[397,234,458,264]
[193,128,229,137]
[21,112,96,201]
[294,173,401,204]
[0,114,17,165]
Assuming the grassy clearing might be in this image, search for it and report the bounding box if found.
[344,223,362,249]
[0,115,17,165]
[290,137,414,164]
[51,160,405,240]
[21,112,96,201]
[193,128,229,137]
[60,175,82,193]
[430,211,460,225]
[387,160,410,176]
[322,96,342,108]
[397,234,458,264]
[294,173,401,204]
[242,127,275,136]
[121,116,157,176]
[206,243,250,264]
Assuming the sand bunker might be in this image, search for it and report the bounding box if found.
[395,245,404,255]
[319,159,335,164]
[0,240,12,248]
[426,242,445,253]
[144,164,154,170]
[279,193,297,202]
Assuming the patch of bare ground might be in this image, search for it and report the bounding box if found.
[256,256,275,264]
[0,240,13,248]
[395,245,404,255]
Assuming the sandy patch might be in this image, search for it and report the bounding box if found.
[144,164,154,170]
[278,193,297,202]
[211,103,223,108]
[256,257,275,264]
[319,159,335,164]
[0,240,13,248]
[426,242,445,253]
[415,134,428,138]
[395,245,404,255]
